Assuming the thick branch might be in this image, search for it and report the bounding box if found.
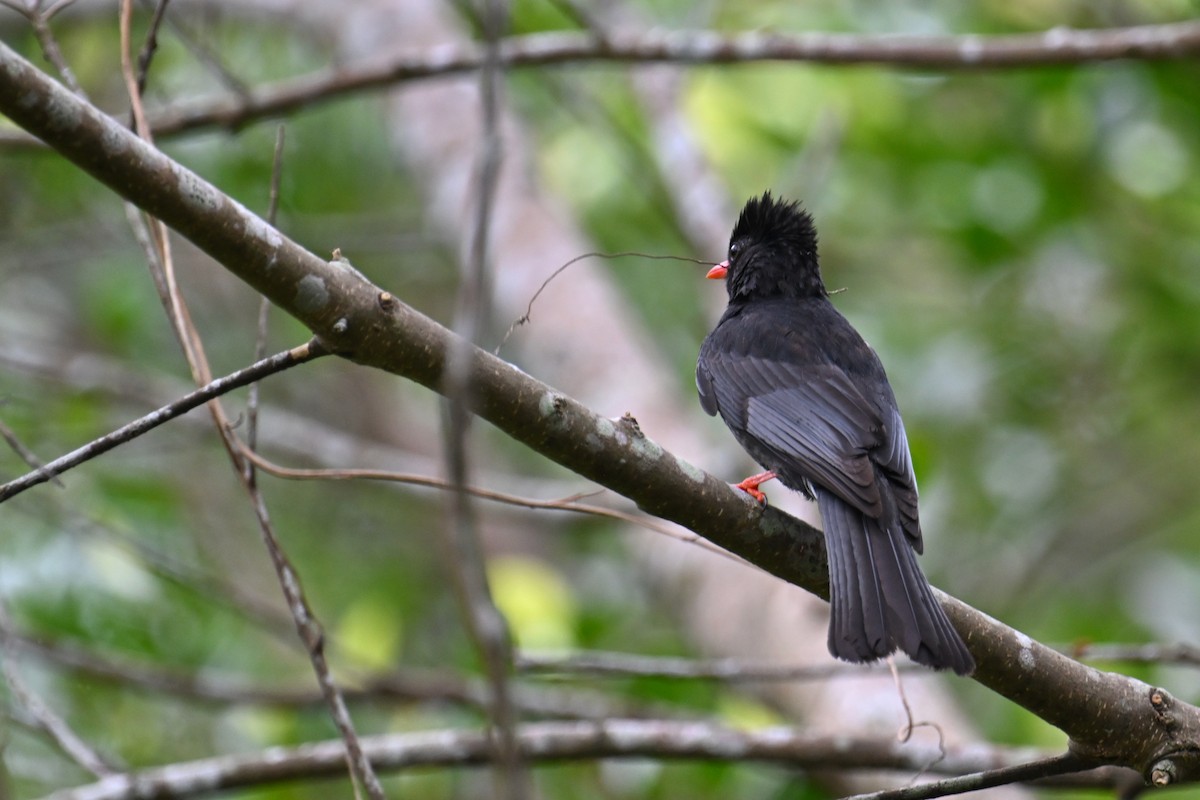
[3,39,1200,786]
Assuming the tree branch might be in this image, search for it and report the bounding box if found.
[110,20,1200,140]
[0,342,322,502]
[3,37,1200,787]
[844,752,1091,800]
[2,21,1199,147]
[37,720,1121,800]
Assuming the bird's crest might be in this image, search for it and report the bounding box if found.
[732,192,816,250]
[725,192,824,300]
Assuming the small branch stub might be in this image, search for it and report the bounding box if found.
[618,412,643,438]
[1151,759,1175,786]
[1149,686,1178,730]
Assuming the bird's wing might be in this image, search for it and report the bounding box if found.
[876,406,922,550]
[745,359,886,517]
[700,350,887,517]
[696,355,720,417]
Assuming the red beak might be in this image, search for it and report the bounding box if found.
[706,261,729,280]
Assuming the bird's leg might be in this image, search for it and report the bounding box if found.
[734,470,776,504]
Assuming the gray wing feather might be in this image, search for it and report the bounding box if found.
[698,352,922,547]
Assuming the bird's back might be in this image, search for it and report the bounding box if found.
[697,294,922,547]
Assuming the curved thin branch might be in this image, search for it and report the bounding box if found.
[235,445,746,564]
[0,342,322,502]
[845,753,1090,800]
[38,720,1109,800]
[2,21,1199,148]
[112,20,1200,138]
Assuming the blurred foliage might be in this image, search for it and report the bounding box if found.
[1,0,1200,798]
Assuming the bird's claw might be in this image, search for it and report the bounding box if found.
[739,485,769,505]
[734,471,776,505]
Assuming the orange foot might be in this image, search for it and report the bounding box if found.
[735,470,776,504]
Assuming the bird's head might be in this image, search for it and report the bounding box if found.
[707,192,825,301]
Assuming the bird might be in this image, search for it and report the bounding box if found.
[696,192,974,675]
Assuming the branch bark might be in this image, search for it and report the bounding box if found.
[37,720,1127,800]
[108,18,1200,142]
[3,36,1200,788]
[3,20,1200,147]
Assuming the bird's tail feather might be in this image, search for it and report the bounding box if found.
[816,489,974,675]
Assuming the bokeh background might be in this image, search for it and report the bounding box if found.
[1,1,1199,797]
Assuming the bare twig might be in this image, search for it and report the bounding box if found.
[545,0,608,41]
[37,721,1116,800]
[26,7,83,95]
[134,0,171,97]
[440,1,528,797]
[42,0,78,20]
[0,342,322,503]
[0,340,613,519]
[6,629,660,720]
[236,444,748,565]
[495,252,708,354]
[4,20,1197,151]
[156,7,251,97]
[844,752,1090,800]
[888,658,949,783]
[0,606,116,777]
[120,0,197,378]
[117,14,382,791]
[246,125,287,458]
[516,650,907,681]
[1064,641,1200,667]
[0,20,1190,150]
[0,416,64,488]
[240,472,386,800]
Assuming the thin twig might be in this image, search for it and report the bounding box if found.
[246,125,287,458]
[545,0,609,41]
[6,628,648,718]
[441,1,527,797]
[0,605,117,777]
[235,444,748,564]
[515,650,910,681]
[117,15,383,793]
[120,0,199,385]
[28,8,83,95]
[495,251,708,353]
[155,4,252,97]
[0,416,64,488]
[843,752,1092,800]
[6,19,1196,151]
[10,21,1195,147]
[37,722,1115,800]
[1064,641,1200,667]
[888,658,948,783]
[134,0,171,97]
[241,470,386,800]
[42,0,79,20]
[0,339,659,534]
[0,343,322,503]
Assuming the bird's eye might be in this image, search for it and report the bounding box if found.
[728,241,743,260]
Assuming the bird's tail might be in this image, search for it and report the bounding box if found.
[816,489,974,675]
